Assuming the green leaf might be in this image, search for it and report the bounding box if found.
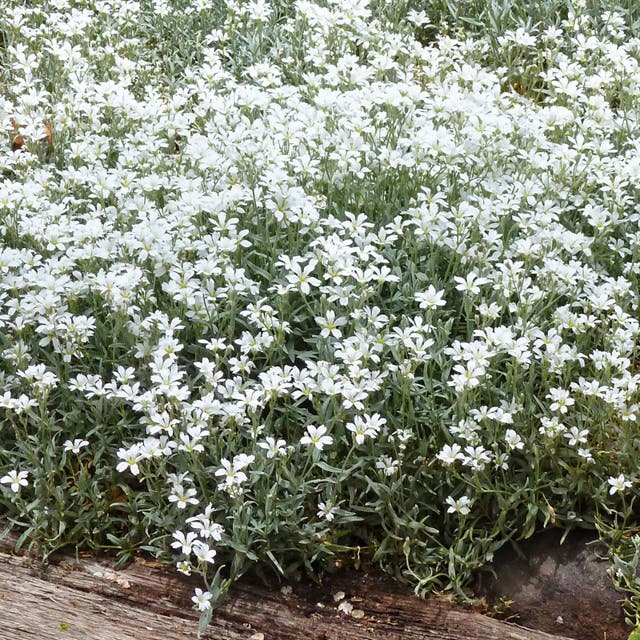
[628,628,640,640]
[266,549,285,576]
[198,606,213,638]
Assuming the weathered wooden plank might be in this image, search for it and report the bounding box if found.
[0,544,576,640]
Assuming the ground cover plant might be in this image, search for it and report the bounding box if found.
[2,0,640,632]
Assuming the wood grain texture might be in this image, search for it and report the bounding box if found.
[0,544,576,640]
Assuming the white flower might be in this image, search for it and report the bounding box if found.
[454,272,488,295]
[317,501,336,521]
[258,436,287,459]
[407,9,430,26]
[375,456,399,476]
[608,474,632,495]
[315,309,347,338]
[192,541,217,564]
[63,439,89,454]
[192,588,213,612]
[539,416,566,438]
[285,260,321,294]
[563,427,589,447]
[171,530,199,555]
[448,362,485,393]
[578,448,594,463]
[547,388,575,414]
[187,505,225,541]
[0,470,29,493]
[168,485,199,509]
[346,413,385,445]
[504,429,524,451]
[494,452,510,471]
[462,445,492,471]
[214,454,255,493]
[116,445,142,476]
[300,424,333,451]
[446,495,474,516]
[437,443,463,465]
[415,285,446,310]
[214,458,247,487]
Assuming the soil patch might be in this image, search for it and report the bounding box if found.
[475,529,629,640]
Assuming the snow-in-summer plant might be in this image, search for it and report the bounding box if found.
[2,0,640,629]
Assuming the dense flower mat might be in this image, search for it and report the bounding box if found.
[2,0,640,628]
